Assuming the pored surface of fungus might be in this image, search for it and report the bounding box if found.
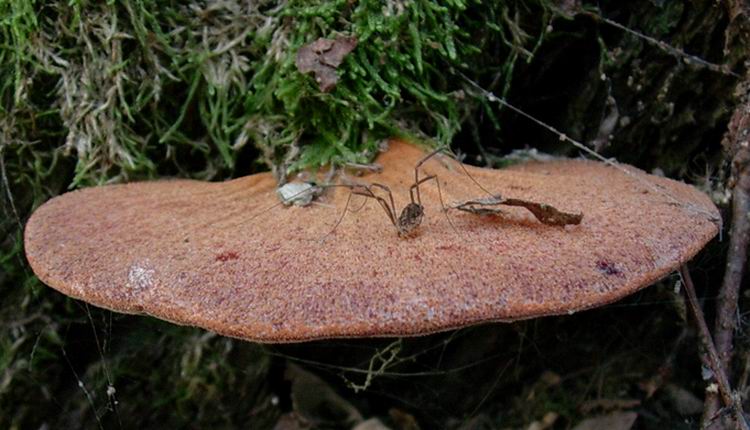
[24,140,720,342]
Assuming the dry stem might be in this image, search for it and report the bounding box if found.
[680,265,748,430]
[704,72,750,428]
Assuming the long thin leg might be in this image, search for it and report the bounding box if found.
[415,146,495,200]
[410,174,458,234]
[345,193,371,214]
[318,184,398,240]
[412,147,445,204]
[353,187,398,229]
[409,174,439,205]
[446,149,494,197]
[369,183,397,221]
[314,184,361,241]
[327,189,355,237]
[326,182,395,224]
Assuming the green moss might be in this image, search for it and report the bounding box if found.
[2,0,556,187]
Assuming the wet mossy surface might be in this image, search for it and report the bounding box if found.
[1,0,747,428]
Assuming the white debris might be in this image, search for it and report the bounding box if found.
[127,263,155,290]
[277,182,318,206]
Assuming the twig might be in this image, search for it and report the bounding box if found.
[719,101,750,369]
[449,194,583,226]
[679,265,749,430]
[739,351,750,403]
[706,78,750,428]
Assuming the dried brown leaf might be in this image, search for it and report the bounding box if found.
[389,408,420,430]
[295,36,358,92]
[451,194,583,226]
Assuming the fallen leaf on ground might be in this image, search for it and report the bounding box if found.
[286,363,363,427]
[572,411,638,430]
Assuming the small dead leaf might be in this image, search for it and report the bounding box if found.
[526,412,559,430]
[285,363,363,427]
[296,36,358,92]
[572,411,638,430]
[451,194,583,226]
[389,408,420,430]
[353,418,393,430]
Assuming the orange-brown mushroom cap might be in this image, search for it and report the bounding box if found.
[24,140,720,342]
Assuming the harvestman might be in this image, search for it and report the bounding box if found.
[327,147,453,237]
[275,146,582,238]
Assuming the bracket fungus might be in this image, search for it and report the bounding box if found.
[24,140,720,342]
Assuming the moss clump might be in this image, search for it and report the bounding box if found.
[2,0,552,188]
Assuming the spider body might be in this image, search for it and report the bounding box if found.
[397,202,424,237]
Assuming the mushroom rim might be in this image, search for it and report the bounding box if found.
[25,221,716,344]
